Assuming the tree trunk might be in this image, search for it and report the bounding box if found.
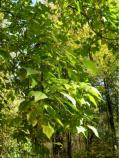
[104,79,117,150]
[67,131,72,158]
[52,131,64,158]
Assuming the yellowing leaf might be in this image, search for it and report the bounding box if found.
[57,21,63,25]
[42,123,54,139]
[0,12,4,20]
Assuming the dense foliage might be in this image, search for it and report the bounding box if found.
[0,0,119,157]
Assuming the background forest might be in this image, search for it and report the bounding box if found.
[0,0,119,158]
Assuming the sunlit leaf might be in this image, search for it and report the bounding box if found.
[76,126,87,137]
[0,12,4,20]
[61,92,76,106]
[79,98,86,105]
[76,126,86,133]
[87,125,99,138]
[29,91,48,102]
[42,123,54,139]
[56,118,64,127]
[88,86,101,99]
[75,1,80,15]
[86,94,97,107]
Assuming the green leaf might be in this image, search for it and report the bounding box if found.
[61,92,76,106]
[44,105,63,126]
[31,119,38,127]
[79,82,90,89]
[42,123,54,139]
[86,94,97,107]
[31,78,38,88]
[87,125,99,138]
[44,105,56,117]
[19,100,31,112]
[79,98,86,105]
[27,112,38,127]
[24,67,39,76]
[76,1,80,15]
[76,126,87,137]
[29,91,48,102]
[0,49,11,60]
[88,86,101,99]
[76,126,86,133]
[56,118,64,127]
[83,58,97,74]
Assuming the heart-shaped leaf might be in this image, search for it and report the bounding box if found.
[42,123,54,139]
[29,91,48,102]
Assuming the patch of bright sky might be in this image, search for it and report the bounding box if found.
[32,0,37,4]
[32,0,47,5]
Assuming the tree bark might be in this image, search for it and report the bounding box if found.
[67,131,72,158]
[52,131,64,158]
[104,78,117,150]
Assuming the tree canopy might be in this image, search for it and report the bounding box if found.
[0,0,119,157]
